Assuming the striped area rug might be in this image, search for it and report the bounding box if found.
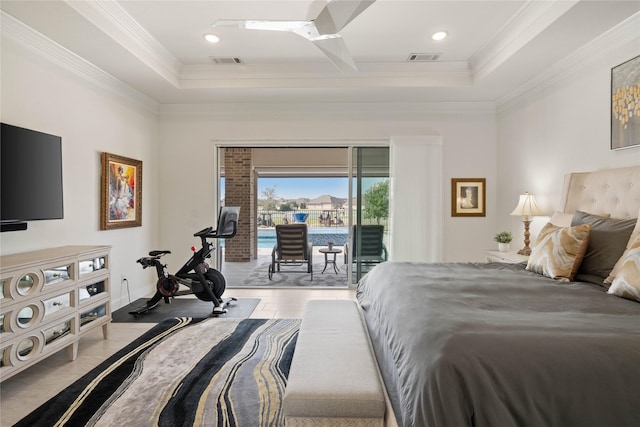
[15,317,300,427]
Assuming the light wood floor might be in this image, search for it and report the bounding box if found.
[0,287,355,426]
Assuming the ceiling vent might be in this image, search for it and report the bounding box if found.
[210,57,244,64]
[407,53,441,62]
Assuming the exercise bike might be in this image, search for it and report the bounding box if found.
[129,207,240,317]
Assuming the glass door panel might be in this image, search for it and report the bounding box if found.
[349,147,390,285]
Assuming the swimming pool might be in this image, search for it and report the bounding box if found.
[258,227,348,248]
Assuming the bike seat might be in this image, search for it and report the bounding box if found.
[149,250,171,256]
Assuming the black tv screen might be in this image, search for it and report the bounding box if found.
[1,123,64,223]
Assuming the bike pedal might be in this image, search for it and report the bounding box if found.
[212,307,227,317]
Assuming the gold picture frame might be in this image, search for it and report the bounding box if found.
[451,178,486,217]
[100,152,142,230]
[611,55,640,150]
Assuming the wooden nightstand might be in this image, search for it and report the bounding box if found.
[485,250,529,264]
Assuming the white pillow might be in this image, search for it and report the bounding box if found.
[604,209,640,284]
[607,231,640,302]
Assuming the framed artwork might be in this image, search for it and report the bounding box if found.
[611,55,640,150]
[451,178,486,217]
[100,152,142,230]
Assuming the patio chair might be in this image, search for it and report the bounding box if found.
[269,223,313,280]
[344,225,388,266]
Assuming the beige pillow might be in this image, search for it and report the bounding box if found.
[605,211,640,284]
[526,222,591,282]
[607,232,640,303]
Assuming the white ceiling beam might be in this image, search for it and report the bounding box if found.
[470,0,579,82]
[64,0,182,88]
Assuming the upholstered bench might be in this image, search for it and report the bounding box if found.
[283,299,386,426]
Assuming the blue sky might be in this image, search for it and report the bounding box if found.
[221,177,349,200]
[260,177,349,199]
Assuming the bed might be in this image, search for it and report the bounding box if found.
[356,166,640,427]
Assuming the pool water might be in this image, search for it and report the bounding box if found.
[219,227,348,248]
[258,227,348,248]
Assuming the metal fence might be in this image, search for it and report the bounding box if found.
[257,209,387,228]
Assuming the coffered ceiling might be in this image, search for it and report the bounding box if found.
[2,1,639,106]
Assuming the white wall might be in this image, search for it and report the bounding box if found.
[497,37,640,248]
[2,10,636,312]
[6,24,635,307]
[158,107,498,265]
[0,37,160,309]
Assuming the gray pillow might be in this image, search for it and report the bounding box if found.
[571,211,636,285]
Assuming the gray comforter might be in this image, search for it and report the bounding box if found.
[356,262,640,427]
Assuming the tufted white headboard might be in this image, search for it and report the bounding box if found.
[559,165,640,219]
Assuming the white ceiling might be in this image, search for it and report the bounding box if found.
[2,0,639,106]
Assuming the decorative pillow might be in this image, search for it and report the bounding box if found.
[571,211,636,285]
[605,210,640,284]
[526,222,591,282]
[607,232,640,303]
[549,212,573,227]
[549,211,609,227]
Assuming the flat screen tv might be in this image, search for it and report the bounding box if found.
[1,123,64,231]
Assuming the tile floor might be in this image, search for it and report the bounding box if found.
[0,287,355,426]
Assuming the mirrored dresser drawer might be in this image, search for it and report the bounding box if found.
[0,245,111,381]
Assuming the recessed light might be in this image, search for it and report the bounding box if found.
[204,34,221,43]
[432,31,448,41]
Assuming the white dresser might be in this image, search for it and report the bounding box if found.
[0,245,111,381]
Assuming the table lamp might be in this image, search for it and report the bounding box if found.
[510,192,544,255]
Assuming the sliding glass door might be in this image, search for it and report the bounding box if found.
[213,144,388,287]
[348,147,390,284]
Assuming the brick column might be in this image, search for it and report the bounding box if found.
[224,148,255,261]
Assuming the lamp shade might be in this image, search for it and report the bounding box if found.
[510,192,544,218]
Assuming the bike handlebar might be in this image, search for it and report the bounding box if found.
[210,220,237,239]
[192,222,238,240]
[194,226,214,237]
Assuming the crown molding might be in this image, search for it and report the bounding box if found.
[180,60,472,89]
[1,11,159,114]
[496,11,640,112]
[158,101,496,120]
[470,0,579,82]
[64,0,182,88]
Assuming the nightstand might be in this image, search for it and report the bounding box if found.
[485,250,529,264]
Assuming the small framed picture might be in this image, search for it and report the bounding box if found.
[451,178,486,217]
[100,152,142,230]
